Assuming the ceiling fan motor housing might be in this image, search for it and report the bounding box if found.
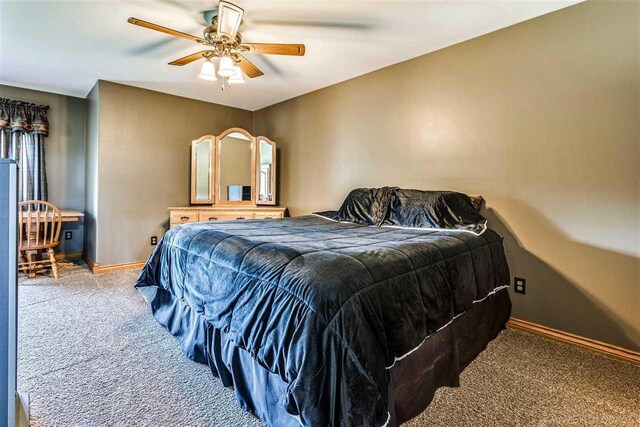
[203,24,218,42]
[203,23,243,52]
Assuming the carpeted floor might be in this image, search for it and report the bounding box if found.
[18,261,640,427]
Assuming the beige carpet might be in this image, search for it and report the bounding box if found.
[18,262,640,427]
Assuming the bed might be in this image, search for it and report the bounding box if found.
[135,189,511,426]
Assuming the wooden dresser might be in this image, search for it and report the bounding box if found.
[168,206,287,228]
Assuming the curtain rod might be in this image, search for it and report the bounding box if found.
[0,98,49,111]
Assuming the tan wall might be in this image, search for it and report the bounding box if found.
[84,83,99,262]
[0,84,86,254]
[254,1,640,350]
[95,81,253,265]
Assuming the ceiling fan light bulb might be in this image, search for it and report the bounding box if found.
[229,66,245,84]
[218,55,235,77]
[198,59,217,81]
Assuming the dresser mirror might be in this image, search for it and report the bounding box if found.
[190,127,277,206]
[191,136,214,204]
[218,130,255,203]
[257,137,276,205]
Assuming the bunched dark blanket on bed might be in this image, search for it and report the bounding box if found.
[135,215,510,426]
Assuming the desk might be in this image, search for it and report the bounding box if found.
[61,210,84,222]
[19,209,84,223]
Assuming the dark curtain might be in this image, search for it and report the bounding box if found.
[0,98,49,201]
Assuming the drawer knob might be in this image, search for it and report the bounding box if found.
[236,217,245,220]
[208,217,218,221]
[180,216,190,221]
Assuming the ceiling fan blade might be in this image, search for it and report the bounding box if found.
[168,50,213,66]
[234,54,264,78]
[129,26,202,55]
[127,17,206,43]
[217,1,244,39]
[240,43,305,56]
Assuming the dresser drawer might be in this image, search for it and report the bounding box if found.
[170,211,198,225]
[199,212,221,222]
[254,211,282,220]
[199,212,255,222]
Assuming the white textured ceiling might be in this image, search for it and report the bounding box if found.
[0,0,580,111]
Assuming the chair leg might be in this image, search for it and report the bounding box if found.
[18,251,27,268]
[47,248,59,279]
[18,251,27,277]
[27,251,36,279]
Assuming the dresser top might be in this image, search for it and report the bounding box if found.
[168,205,287,212]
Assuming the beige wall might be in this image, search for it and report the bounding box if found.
[92,81,252,265]
[84,83,99,262]
[254,1,640,350]
[0,84,86,254]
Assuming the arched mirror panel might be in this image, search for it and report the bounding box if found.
[257,136,276,205]
[191,136,215,204]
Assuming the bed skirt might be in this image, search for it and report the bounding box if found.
[144,286,511,426]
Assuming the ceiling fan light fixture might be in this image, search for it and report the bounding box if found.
[198,59,217,81]
[218,55,236,77]
[229,66,245,84]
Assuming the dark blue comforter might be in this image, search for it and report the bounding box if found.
[135,215,510,426]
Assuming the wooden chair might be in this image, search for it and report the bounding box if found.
[18,200,62,279]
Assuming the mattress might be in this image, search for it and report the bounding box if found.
[135,215,511,426]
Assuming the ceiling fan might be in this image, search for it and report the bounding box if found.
[128,0,305,89]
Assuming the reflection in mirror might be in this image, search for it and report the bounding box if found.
[219,132,253,202]
[258,139,274,203]
[194,138,212,201]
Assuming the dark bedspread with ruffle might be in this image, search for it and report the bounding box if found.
[135,215,510,426]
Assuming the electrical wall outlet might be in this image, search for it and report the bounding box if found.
[65,231,72,240]
[514,277,526,294]
[150,236,158,246]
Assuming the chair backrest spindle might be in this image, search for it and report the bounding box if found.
[43,206,49,245]
[36,204,41,247]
